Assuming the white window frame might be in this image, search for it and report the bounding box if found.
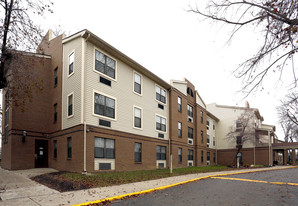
[133,71,142,96]
[155,84,167,105]
[68,51,75,77]
[93,47,117,81]
[178,97,182,112]
[92,90,117,121]
[187,104,193,122]
[133,106,143,130]
[178,122,182,137]
[155,114,167,133]
[67,92,74,118]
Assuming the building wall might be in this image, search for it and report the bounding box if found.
[62,37,83,129]
[83,41,169,140]
[206,115,217,149]
[37,30,65,132]
[207,103,259,149]
[87,127,169,172]
[217,147,270,166]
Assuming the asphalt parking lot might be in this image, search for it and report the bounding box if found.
[111,167,298,206]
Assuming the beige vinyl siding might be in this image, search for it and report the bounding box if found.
[207,104,256,149]
[62,37,83,129]
[84,42,169,140]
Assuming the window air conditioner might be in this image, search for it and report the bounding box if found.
[99,163,111,170]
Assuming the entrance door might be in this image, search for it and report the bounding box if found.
[35,140,48,168]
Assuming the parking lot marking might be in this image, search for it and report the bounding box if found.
[211,176,298,186]
[73,166,298,206]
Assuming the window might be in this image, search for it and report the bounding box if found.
[94,137,115,159]
[207,152,210,161]
[95,49,116,79]
[188,127,193,139]
[214,152,216,163]
[178,97,182,112]
[68,52,74,76]
[213,137,216,146]
[178,148,182,163]
[207,135,210,144]
[187,87,194,97]
[187,105,193,121]
[67,137,72,159]
[178,122,182,137]
[134,107,142,128]
[156,115,166,132]
[236,120,242,128]
[213,121,215,130]
[236,136,242,145]
[94,92,115,119]
[200,111,203,123]
[156,146,166,160]
[156,85,166,104]
[135,143,142,162]
[134,72,142,94]
[201,130,204,143]
[67,93,73,117]
[53,140,57,159]
[188,150,194,160]
[201,151,204,163]
[54,67,58,86]
[207,120,210,130]
[4,92,9,142]
[54,103,57,123]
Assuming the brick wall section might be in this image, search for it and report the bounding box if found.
[1,53,52,170]
[217,147,270,166]
[37,31,64,132]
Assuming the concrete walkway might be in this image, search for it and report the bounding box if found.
[0,166,295,206]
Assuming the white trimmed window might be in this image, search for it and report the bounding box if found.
[134,72,142,95]
[134,107,142,129]
[67,93,74,117]
[156,85,166,104]
[178,97,182,112]
[156,115,166,132]
[68,52,74,76]
[95,49,116,79]
[178,122,182,137]
[94,92,115,119]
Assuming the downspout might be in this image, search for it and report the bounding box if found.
[82,32,91,174]
[168,88,172,173]
[268,130,270,166]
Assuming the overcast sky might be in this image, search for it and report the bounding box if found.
[32,0,295,139]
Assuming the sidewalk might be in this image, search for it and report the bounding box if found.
[0,166,295,206]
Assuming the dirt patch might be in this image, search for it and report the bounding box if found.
[31,172,91,192]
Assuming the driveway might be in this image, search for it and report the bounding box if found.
[0,167,59,206]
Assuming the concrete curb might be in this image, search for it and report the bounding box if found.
[73,166,298,206]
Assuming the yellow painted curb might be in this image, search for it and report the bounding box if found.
[73,166,298,206]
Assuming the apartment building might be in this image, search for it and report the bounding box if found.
[2,29,280,173]
[207,102,276,166]
[2,29,217,173]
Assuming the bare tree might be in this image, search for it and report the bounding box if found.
[0,0,53,104]
[227,109,257,165]
[190,0,298,96]
[277,91,298,142]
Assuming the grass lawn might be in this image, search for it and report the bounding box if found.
[61,165,228,188]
